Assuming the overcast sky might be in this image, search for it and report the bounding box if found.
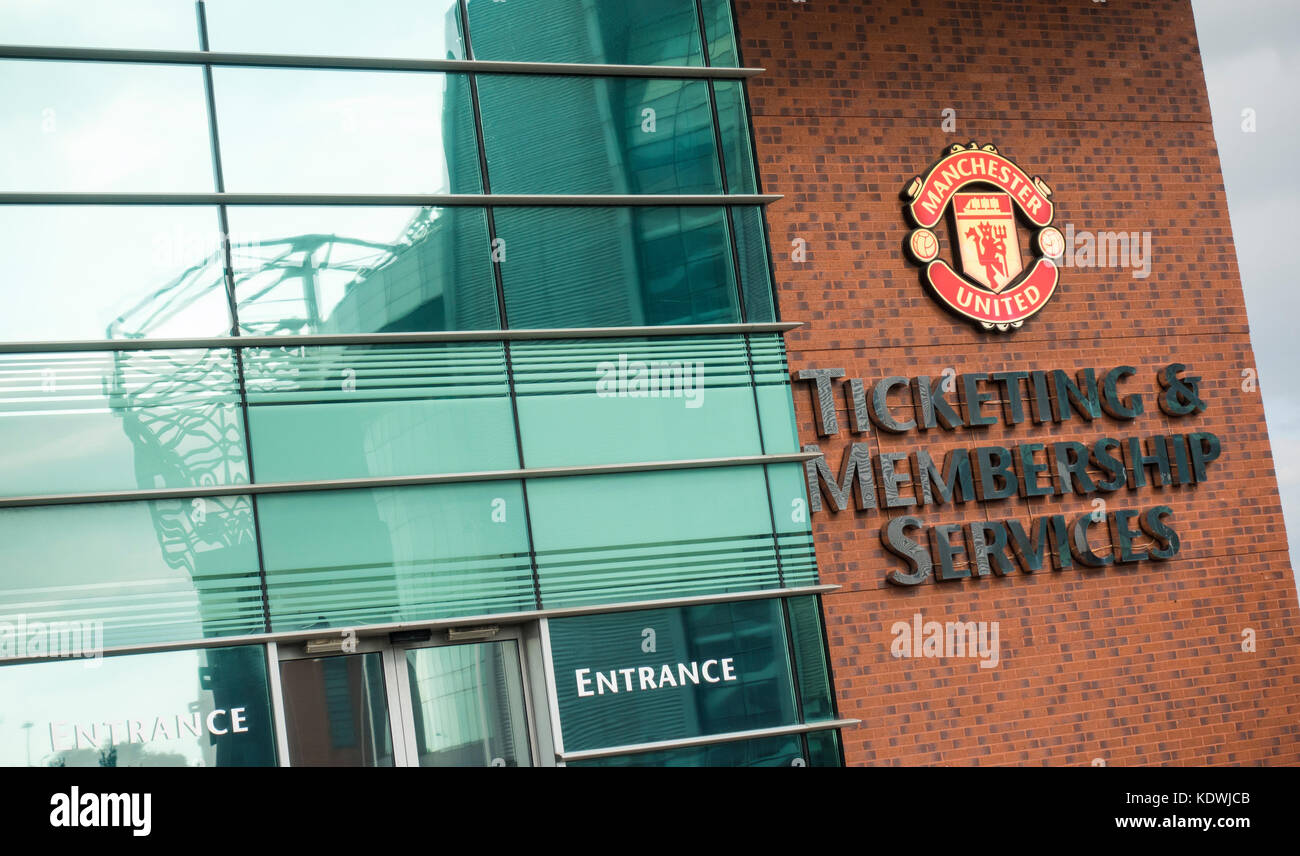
[1192,0,1300,581]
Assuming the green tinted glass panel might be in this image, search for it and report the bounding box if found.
[408,641,531,767]
[205,0,466,58]
[753,336,799,452]
[244,343,516,481]
[466,0,704,66]
[0,206,231,342]
[280,652,393,767]
[0,0,198,49]
[733,206,776,322]
[0,60,213,192]
[768,462,819,587]
[227,207,498,335]
[259,482,533,631]
[713,81,757,194]
[571,735,806,767]
[212,68,481,194]
[496,207,741,328]
[0,645,276,767]
[805,727,843,767]
[699,0,740,67]
[0,350,247,496]
[786,596,836,722]
[529,466,784,608]
[0,498,263,647]
[478,76,721,194]
[549,599,799,751]
[512,336,763,466]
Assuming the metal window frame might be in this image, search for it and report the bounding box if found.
[557,719,860,764]
[0,451,820,508]
[0,192,780,206]
[0,321,800,354]
[0,44,764,78]
[0,585,838,669]
[381,627,539,768]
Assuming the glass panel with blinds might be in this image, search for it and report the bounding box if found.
[512,334,787,466]
[258,481,535,632]
[0,348,248,496]
[0,497,264,648]
[243,342,517,482]
[528,465,792,608]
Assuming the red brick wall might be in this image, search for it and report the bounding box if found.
[735,0,1300,764]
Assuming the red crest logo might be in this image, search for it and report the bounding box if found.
[903,142,1065,331]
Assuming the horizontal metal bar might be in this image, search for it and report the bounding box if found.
[0,585,839,666]
[0,44,764,79]
[558,719,860,763]
[0,322,802,354]
[0,452,821,508]
[0,192,782,207]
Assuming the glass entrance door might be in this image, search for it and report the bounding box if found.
[396,641,532,767]
[276,629,538,767]
[279,649,395,767]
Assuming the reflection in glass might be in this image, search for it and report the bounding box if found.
[212,68,481,194]
[259,482,534,631]
[0,0,199,50]
[226,207,498,335]
[466,0,705,66]
[753,335,800,453]
[496,207,741,328]
[713,82,758,194]
[280,652,393,766]
[203,0,466,59]
[0,206,231,342]
[786,596,836,722]
[244,343,516,481]
[768,462,819,588]
[0,645,276,767]
[698,0,741,67]
[407,642,531,766]
[548,599,800,751]
[732,206,775,322]
[0,496,263,648]
[0,349,248,496]
[804,727,843,767]
[0,61,213,192]
[478,76,721,194]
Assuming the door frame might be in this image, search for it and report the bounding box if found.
[274,623,555,767]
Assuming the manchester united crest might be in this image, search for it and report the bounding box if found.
[903,142,1065,331]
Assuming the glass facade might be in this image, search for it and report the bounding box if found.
[0,0,842,766]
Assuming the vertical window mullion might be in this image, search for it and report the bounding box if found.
[694,0,785,586]
[457,0,543,609]
[196,0,271,633]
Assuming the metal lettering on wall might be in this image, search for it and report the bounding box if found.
[797,364,1216,587]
